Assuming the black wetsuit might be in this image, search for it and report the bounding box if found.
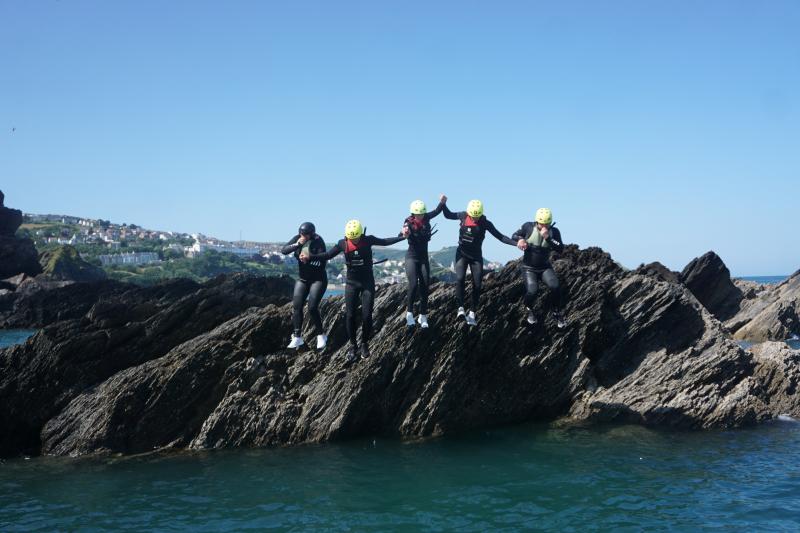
[282,235,328,336]
[511,222,565,311]
[310,235,406,347]
[402,201,444,314]
[442,204,516,309]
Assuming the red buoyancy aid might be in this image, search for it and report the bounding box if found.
[345,238,368,253]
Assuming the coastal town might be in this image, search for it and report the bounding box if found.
[19,213,502,286]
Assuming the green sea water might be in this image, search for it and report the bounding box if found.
[3,422,800,531]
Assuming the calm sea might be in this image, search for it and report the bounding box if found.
[2,276,799,531]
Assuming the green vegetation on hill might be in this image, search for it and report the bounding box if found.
[106,250,294,286]
[39,245,107,282]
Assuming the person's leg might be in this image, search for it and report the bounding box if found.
[291,280,310,336]
[469,260,483,309]
[454,256,468,309]
[361,283,375,344]
[360,281,376,358]
[542,268,562,311]
[405,257,419,314]
[418,261,431,314]
[523,269,540,310]
[344,282,360,347]
[307,279,327,335]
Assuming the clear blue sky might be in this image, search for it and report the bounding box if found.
[2,1,798,275]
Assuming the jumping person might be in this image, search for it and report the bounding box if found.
[442,199,516,326]
[512,208,567,328]
[281,222,329,350]
[301,220,407,362]
[402,194,447,328]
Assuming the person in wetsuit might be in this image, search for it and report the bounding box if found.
[301,219,407,362]
[442,199,516,326]
[512,207,567,328]
[401,194,447,328]
[282,222,329,350]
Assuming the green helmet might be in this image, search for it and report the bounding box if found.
[410,200,427,215]
[467,199,484,218]
[535,207,553,225]
[345,219,364,240]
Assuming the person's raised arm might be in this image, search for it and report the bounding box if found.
[426,194,448,220]
[281,235,302,255]
[441,201,459,220]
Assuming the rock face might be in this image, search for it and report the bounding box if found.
[679,251,743,321]
[729,271,800,341]
[38,245,107,282]
[0,195,42,279]
[3,246,799,458]
[0,191,43,279]
[0,273,294,456]
[678,251,799,342]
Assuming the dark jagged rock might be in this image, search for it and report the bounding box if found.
[38,245,107,282]
[680,251,743,321]
[0,273,294,456]
[0,192,43,279]
[0,236,42,280]
[3,245,798,458]
[0,193,22,237]
[635,261,680,284]
[675,251,799,341]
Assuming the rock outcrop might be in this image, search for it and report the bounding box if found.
[0,273,294,456]
[729,271,800,341]
[679,251,743,321]
[678,251,799,342]
[38,245,107,282]
[3,246,799,458]
[0,190,42,280]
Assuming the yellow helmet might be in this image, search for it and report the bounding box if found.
[344,219,364,240]
[410,200,427,215]
[467,199,484,218]
[535,207,553,225]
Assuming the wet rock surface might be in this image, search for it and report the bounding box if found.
[3,246,799,458]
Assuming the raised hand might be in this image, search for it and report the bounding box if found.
[402,226,410,238]
[539,225,550,239]
[297,234,309,245]
[299,253,310,263]
[439,194,447,204]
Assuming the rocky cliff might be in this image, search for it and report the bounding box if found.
[0,190,42,280]
[3,246,798,458]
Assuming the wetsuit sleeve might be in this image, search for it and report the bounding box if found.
[308,241,343,261]
[368,235,407,246]
[547,227,565,252]
[425,201,445,221]
[315,237,327,257]
[441,203,460,220]
[485,219,516,246]
[399,218,409,237]
[281,235,301,255]
[511,223,532,242]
